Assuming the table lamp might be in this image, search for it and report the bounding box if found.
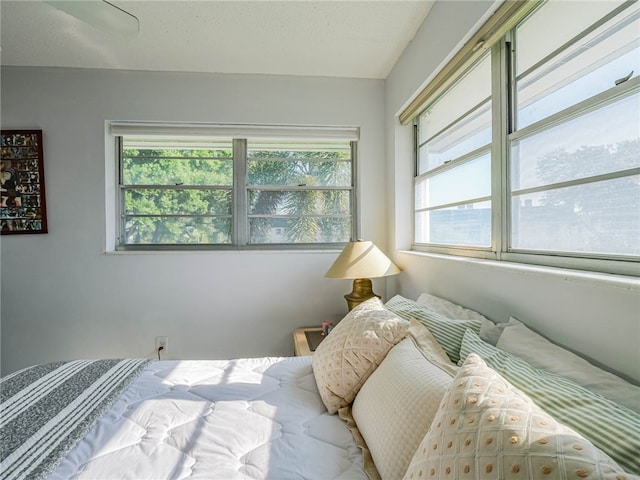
[325,240,401,310]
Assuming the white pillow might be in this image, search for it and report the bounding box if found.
[312,297,409,414]
[497,316,640,413]
[406,318,458,377]
[403,354,634,480]
[352,336,454,480]
[416,293,505,345]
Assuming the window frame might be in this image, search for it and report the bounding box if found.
[411,1,639,277]
[413,47,499,260]
[112,123,359,251]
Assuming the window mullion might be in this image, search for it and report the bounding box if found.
[350,140,359,242]
[116,136,125,247]
[233,138,248,247]
[493,39,509,260]
[503,29,518,258]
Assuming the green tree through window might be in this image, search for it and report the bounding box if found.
[119,137,355,247]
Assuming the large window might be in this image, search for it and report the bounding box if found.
[413,0,639,274]
[114,125,357,249]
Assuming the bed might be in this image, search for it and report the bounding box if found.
[2,294,639,480]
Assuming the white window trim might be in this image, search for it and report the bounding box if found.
[109,121,359,142]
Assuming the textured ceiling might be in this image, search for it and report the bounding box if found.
[0,0,434,79]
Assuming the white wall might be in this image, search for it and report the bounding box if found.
[384,1,640,383]
[0,67,387,374]
[3,3,639,384]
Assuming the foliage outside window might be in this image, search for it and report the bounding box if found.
[118,132,356,248]
[414,0,639,275]
[246,141,354,244]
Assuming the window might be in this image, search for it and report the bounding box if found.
[246,140,354,244]
[120,137,234,246]
[114,124,358,249]
[412,0,639,274]
[510,1,639,258]
[415,53,492,248]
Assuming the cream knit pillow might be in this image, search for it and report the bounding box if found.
[352,336,454,480]
[312,297,409,414]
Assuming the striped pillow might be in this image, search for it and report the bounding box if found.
[385,295,481,364]
[459,329,640,475]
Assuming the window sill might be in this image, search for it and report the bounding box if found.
[397,250,640,291]
[103,248,343,256]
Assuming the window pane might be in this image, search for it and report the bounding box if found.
[249,190,350,216]
[247,159,351,187]
[517,3,640,128]
[415,201,491,247]
[418,101,491,173]
[123,189,232,215]
[418,53,491,146]
[516,0,627,75]
[246,140,354,245]
[511,176,640,256]
[122,138,233,186]
[249,217,351,244]
[123,216,232,244]
[511,92,640,192]
[416,154,491,210]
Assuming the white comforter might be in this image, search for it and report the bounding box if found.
[47,356,368,480]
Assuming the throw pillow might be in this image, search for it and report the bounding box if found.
[416,292,505,345]
[459,329,640,475]
[497,316,640,413]
[385,295,481,364]
[312,297,409,414]
[352,337,454,480]
[403,354,635,480]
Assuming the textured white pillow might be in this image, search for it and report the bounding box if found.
[352,337,454,480]
[416,292,505,345]
[497,316,640,413]
[312,297,409,414]
[403,354,634,480]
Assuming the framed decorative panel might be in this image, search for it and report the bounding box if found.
[1,130,48,234]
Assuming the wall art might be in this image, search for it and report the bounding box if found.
[1,130,48,234]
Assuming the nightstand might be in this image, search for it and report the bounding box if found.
[293,327,325,356]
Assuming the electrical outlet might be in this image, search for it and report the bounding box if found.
[155,336,168,354]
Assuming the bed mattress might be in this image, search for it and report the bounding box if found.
[45,356,368,480]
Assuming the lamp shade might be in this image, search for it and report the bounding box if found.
[325,240,400,279]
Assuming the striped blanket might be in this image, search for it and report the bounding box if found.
[0,358,150,480]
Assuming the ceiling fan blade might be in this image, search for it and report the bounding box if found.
[44,0,139,38]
